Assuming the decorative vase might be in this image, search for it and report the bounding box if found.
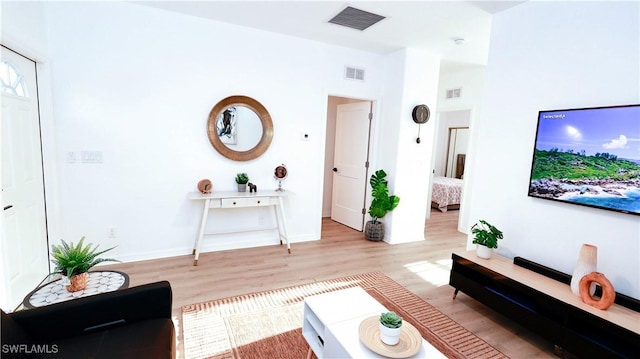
[197,179,212,194]
[364,221,385,241]
[570,244,597,296]
[579,272,616,310]
[237,183,247,192]
[379,322,402,345]
[65,272,89,292]
[475,244,493,259]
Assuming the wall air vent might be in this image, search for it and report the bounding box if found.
[328,6,385,31]
[345,66,365,81]
[446,88,462,99]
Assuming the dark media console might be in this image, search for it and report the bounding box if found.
[449,251,640,358]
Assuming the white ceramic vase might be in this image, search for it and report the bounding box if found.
[476,244,493,259]
[379,322,402,345]
[570,244,597,296]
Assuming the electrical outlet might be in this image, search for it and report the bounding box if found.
[108,227,116,238]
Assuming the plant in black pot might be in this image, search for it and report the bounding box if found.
[471,219,503,259]
[365,169,400,241]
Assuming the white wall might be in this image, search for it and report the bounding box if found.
[1,1,48,57]
[380,49,441,244]
[3,1,444,265]
[16,1,393,262]
[437,65,486,112]
[467,1,640,298]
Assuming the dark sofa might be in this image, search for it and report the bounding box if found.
[1,280,175,358]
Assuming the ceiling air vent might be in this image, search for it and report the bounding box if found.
[446,88,462,99]
[329,6,385,31]
[345,66,365,81]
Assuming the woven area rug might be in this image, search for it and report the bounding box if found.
[182,272,507,359]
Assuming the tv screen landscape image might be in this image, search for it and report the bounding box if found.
[528,104,640,215]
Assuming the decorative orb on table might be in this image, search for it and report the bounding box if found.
[197,179,212,194]
[274,164,287,192]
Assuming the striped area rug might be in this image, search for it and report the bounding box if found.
[182,272,507,359]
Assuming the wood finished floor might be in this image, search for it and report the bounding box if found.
[103,209,555,358]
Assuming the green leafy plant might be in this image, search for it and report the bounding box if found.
[379,311,403,329]
[235,173,249,184]
[368,169,400,223]
[51,237,119,277]
[471,220,503,249]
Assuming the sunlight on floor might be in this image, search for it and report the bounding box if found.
[404,259,452,287]
[181,278,367,358]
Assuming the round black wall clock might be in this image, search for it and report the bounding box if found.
[412,104,430,124]
[412,104,430,144]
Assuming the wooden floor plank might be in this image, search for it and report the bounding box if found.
[103,209,555,358]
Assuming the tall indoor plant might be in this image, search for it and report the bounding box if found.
[50,237,119,292]
[365,169,400,241]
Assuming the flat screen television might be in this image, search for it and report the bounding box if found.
[528,104,640,216]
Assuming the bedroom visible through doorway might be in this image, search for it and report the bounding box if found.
[429,109,472,234]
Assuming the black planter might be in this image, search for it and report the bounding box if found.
[364,220,385,241]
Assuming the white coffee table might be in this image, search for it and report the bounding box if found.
[302,287,446,358]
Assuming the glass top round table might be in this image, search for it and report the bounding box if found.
[23,270,129,309]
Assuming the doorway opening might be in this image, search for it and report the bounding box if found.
[321,95,374,233]
[430,109,472,231]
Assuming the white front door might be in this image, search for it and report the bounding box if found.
[331,101,371,231]
[1,46,49,311]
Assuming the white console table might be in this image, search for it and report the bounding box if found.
[188,190,290,266]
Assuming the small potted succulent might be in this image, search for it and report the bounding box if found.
[235,172,249,192]
[471,219,503,259]
[379,311,403,345]
[50,237,119,292]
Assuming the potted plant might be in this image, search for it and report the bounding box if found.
[379,311,403,345]
[365,169,400,241]
[235,172,249,192]
[471,219,503,259]
[50,236,120,292]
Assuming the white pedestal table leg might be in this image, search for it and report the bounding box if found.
[193,198,211,266]
[276,196,291,254]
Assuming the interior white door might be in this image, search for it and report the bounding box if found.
[331,101,371,231]
[1,46,49,311]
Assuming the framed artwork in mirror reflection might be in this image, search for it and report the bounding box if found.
[217,106,237,145]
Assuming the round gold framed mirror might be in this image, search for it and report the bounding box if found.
[207,95,273,161]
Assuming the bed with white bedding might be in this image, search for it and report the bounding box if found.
[431,176,463,212]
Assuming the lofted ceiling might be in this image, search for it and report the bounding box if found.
[133,1,525,70]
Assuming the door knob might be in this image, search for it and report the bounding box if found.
[4,205,13,211]
[332,168,338,172]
